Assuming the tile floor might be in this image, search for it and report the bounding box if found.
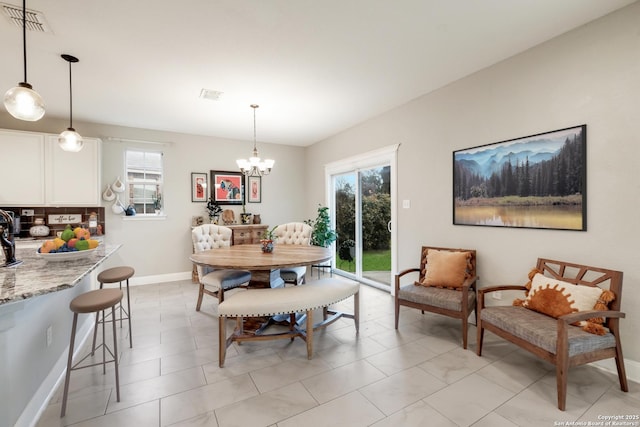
[35,275,639,427]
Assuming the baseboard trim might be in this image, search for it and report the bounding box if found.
[594,357,640,384]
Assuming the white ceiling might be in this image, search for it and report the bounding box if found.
[0,0,635,146]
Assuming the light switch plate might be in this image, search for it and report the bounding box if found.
[402,200,411,209]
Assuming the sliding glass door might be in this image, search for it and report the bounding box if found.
[327,145,397,291]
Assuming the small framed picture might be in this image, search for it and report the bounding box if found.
[191,172,208,202]
[247,176,261,203]
[210,170,244,205]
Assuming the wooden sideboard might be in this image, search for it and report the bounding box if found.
[191,224,269,282]
[226,224,269,245]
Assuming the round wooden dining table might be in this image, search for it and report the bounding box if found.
[190,243,332,288]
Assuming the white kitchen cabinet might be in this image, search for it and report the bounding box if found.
[45,136,101,206]
[0,130,46,205]
[0,129,101,206]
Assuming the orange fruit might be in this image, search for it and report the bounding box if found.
[41,240,56,253]
[73,227,90,239]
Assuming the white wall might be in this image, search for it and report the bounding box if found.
[0,116,307,278]
[305,3,640,367]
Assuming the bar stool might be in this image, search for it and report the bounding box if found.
[61,288,123,417]
[92,266,135,352]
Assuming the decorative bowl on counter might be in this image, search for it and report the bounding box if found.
[36,247,99,262]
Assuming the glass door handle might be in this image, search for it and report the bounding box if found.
[387,220,392,233]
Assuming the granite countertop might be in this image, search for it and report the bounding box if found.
[0,243,121,306]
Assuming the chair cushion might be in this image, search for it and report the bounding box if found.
[399,284,475,312]
[514,271,615,335]
[481,306,616,357]
[280,266,307,282]
[201,269,251,291]
[420,249,471,289]
[218,279,359,317]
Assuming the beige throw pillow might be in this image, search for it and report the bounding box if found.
[420,249,471,289]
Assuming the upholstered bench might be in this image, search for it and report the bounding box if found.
[217,278,359,366]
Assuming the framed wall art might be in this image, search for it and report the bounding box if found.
[191,172,208,202]
[246,176,261,203]
[210,170,244,205]
[453,124,586,231]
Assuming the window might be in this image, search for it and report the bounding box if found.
[125,149,163,215]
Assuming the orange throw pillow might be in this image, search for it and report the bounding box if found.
[513,271,615,335]
[420,250,471,289]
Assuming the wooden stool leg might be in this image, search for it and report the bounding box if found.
[60,313,78,417]
[305,309,313,359]
[219,317,227,367]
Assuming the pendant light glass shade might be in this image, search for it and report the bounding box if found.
[58,128,83,152]
[4,0,45,121]
[4,83,45,121]
[58,54,83,152]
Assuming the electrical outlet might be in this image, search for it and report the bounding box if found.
[22,209,34,216]
[402,199,411,209]
[46,325,53,347]
[492,291,502,300]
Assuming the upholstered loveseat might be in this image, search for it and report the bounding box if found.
[476,257,628,410]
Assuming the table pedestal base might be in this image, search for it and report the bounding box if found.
[249,269,285,289]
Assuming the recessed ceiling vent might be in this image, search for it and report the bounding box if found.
[1,2,50,32]
[200,89,223,101]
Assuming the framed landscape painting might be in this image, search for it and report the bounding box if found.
[453,125,586,231]
[210,170,244,205]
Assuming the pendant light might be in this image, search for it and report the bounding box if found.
[3,0,45,121]
[58,54,83,152]
[236,104,274,176]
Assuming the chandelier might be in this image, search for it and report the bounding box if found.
[236,104,274,176]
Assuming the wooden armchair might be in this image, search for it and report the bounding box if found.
[476,258,628,410]
[395,246,477,349]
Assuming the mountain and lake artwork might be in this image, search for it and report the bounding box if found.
[453,125,586,231]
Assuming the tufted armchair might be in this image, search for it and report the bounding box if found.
[273,222,313,285]
[191,224,251,310]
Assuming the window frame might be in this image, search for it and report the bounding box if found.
[124,148,164,216]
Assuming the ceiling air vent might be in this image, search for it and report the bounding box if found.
[199,89,223,101]
[1,2,50,32]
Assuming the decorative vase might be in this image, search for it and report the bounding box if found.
[252,214,261,224]
[240,213,252,224]
[260,239,274,253]
[30,218,50,237]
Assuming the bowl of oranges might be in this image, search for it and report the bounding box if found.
[36,225,100,262]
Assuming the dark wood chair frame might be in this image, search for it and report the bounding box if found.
[476,257,628,411]
[395,246,477,349]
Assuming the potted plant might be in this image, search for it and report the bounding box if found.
[260,226,277,253]
[305,205,338,247]
[206,197,222,223]
[152,193,162,214]
[338,239,355,262]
